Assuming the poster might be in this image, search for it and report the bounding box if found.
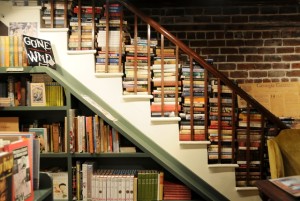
[238,82,300,119]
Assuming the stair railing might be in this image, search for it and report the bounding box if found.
[116,0,288,130]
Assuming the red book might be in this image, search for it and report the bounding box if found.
[4,139,34,201]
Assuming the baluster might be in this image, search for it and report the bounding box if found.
[105,0,109,72]
[189,57,194,140]
[147,24,151,94]
[160,34,165,116]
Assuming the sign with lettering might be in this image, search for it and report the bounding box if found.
[23,35,56,68]
[238,82,300,118]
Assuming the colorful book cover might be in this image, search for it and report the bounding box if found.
[0,152,14,201]
[48,171,68,200]
[30,83,46,106]
[28,127,48,152]
[3,138,34,201]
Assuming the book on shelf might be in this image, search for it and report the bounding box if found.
[3,138,34,201]
[0,117,19,131]
[29,83,46,106]
[28,127,48,152]
[269,175,300,197]
[0,152,14,201]
[82,161,95,200]
[48,171,68,200]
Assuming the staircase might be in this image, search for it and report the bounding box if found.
[0,1,289,200]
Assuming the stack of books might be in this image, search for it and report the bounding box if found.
[151,47,181,117]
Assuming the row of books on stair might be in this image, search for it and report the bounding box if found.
[0,74,64,107]
[0,131,40,201]
[68,160,192,201]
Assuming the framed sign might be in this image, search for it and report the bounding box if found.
[23,35,56,68]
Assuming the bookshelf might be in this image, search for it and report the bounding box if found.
[0,66,219,200]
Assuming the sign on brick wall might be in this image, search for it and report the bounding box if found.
[238,82,300,119]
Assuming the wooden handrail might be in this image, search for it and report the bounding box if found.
[116,0,288,130]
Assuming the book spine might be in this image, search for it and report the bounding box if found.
[76,161,82,200]
[82,163,88,200]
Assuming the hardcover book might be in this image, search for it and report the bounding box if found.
[28,127,48,152]
[3,138,34,201]
[0,152,14,201]
[30,83,46,106]
[48,171,68,200]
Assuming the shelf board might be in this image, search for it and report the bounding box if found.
[0,106,68,111]
[40,153,69,158]
[34,188,52,201]
[71,152,149,158]
[0,66,33,73]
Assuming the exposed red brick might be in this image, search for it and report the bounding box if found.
[218,63,236,70]
[245,40,263,46]
[264,39,282,46]
[264,55,282,62]
[215,32,225,39]
[226,40,245,46]
[249,71,268,77]
[206,32,215,39]
[291,63,300,69]
[282,55,300,61]
[232,16,248,23]
[246,55,263,62]
[237,63,271,70]
[230,71,248,78]
[212,16,231,23]
[201,48,219,55]
[276,47,295,54]
[286,70,300,77]
[273,63,290,69]
[208,40,226,47]
[268,71,285,77]
[295,47,300,53]
[258,48,275,54]
[220,48,238,54]
[239,47,258,54]
[227,55,244,62]
[283,39,300,46]
[210,55,226,62]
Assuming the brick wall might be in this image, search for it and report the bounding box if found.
[129,0,300,83]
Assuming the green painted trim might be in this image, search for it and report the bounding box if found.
[33,66,228,201]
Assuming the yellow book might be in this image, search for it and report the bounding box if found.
[4,36,10,67]
[13,36,19,67]
[9,36,14,67]
[0,36,3,66]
